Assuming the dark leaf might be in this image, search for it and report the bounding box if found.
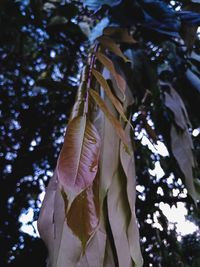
[97,36,129,62]
[82,0,121,10]
[179,11,200,26]
[48,16,68,27]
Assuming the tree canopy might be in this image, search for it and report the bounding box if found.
[0,0,200,266]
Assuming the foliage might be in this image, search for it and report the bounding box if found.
[0,0,86,265]
[1,0,200,266]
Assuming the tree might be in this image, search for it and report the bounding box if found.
[0,0,200,266]
[0,1,86,266]
[38,0,200,266]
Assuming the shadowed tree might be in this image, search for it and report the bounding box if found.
[0,0,200,266]
[38,0,200,266]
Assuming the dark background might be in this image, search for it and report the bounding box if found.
[0,1,200,266]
